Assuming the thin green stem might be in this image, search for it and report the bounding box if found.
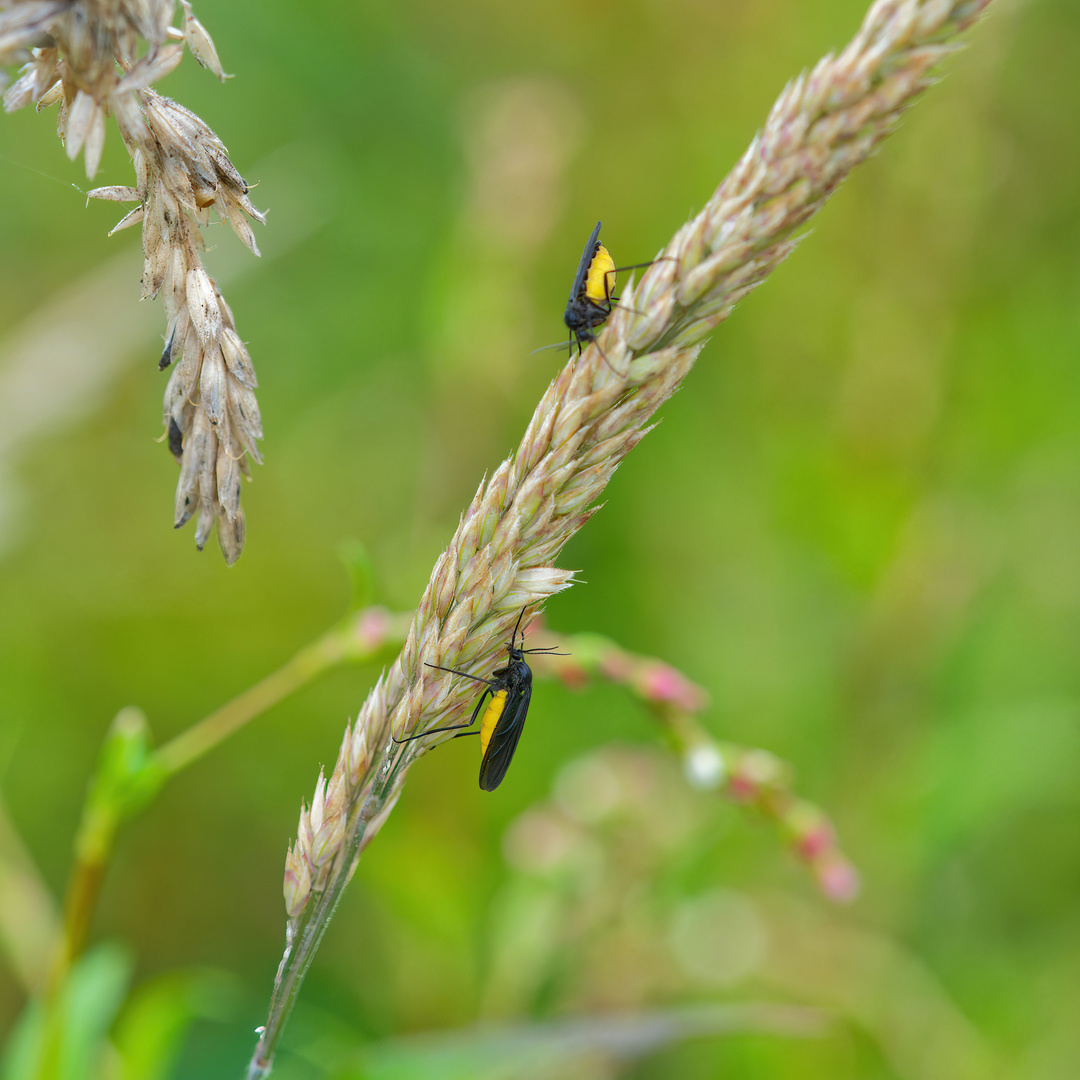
[153,640,335,777]
[52,854,106,995]
[153,608,410,777]
[52,607,410,997]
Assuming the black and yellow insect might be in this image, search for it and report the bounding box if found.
[398,611,565,791]
[561,220,658,361]
[564,220,617,353]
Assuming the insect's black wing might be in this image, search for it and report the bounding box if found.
[568,221,603,303]
[478,678,532,792]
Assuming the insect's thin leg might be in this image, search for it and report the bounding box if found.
[606,257,675,298]
[425,662,496,687]
[592,336,625,378]
[577,297,624,378]
[602,265,654,305]
[392,686,492,744]
[606,279,647,318]
[605,254,676,311]
[613,260,660,273]
[393,720,476,744]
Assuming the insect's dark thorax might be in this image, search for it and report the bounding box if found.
[564,295,611,346]
[500,655,533,691]
[565,229,613,347]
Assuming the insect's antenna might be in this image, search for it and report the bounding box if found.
[424,662,494,686]
[529,339,574,356]
[511,606,528,649]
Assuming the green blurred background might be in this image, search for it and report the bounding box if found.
[2,0,1079,1076]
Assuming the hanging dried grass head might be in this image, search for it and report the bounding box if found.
[1,0,263,563]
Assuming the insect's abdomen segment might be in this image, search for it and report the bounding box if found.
[479,690,508,755]
[584,244,615,303]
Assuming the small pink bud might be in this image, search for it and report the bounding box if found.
[787,803,834,860]
[727,772,758,802]
[794,822,834,861]
[354,606,391,653]
[599,652,634,682]
[638,663,707,710]
[814,854,861,904]
[557,662,590,691]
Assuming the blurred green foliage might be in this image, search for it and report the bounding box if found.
[2,0,1079,1076]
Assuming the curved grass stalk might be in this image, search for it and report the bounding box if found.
[248,2,995,1075]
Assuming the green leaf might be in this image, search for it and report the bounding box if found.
[1,943,133,1080]
[113,969,240,1080]
[0,998,45,1080]
[75,709,164,866]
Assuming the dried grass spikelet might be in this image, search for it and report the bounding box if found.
[1,0,261,563]
[251,2,994,1074]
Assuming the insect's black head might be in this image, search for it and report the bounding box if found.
[563,311,596,354]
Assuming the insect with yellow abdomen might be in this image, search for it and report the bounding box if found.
[400,610,566,791]
[563,220,655,357]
